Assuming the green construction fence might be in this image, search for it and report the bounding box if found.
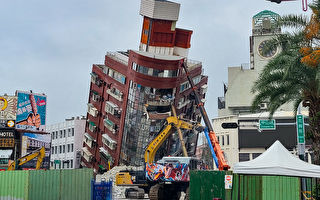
[0,168,93,200]
[190,170,302,200]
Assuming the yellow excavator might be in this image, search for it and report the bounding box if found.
[116,106,201,199]
[7,146,45,171]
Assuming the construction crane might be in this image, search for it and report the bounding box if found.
[181,61,230,171]
[7,146,45,171]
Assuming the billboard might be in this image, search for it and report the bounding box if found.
[21,132,51,169]
[0,130,15,148]
[0,96,17,128]
[16,91,47,131]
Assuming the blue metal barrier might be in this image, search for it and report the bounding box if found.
[91,179,112,200]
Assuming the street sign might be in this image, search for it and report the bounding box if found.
[225,175,233,189]
[296,114,305,144]
[259,119,276,130]
[221,123,238,129]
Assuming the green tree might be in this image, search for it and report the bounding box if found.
[251,2,320,164]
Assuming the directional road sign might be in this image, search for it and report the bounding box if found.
[296,114,305,144]
[259,119,276,130]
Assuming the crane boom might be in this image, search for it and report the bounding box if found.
[181,61,230,170]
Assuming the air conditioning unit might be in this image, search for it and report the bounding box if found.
[260,103,268,110]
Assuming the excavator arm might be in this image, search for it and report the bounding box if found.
[7,146,45,171]
[144,116,194,164]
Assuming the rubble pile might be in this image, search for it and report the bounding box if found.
[96,165,144,199]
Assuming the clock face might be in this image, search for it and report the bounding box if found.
[258,40,277,58]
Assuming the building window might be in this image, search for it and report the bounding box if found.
[51,147,54,154]
[68,128,71,137]
[55,146,57,154]
[226,135,230,145]
[88,103,99,117]
[132,62,178,78]
[102,134,117,150]
[70,160,73,168]
[72,128,74,136]
[59,145,62,154]
[52,132,55,140]
[252,153,262,159]
[63,130,66,138]
[63,145,65,153]
[217,136,220,143]
[104,118,116,134]
[108,68,126,84]
[222,135,225,146]
[67,144,70,152]
[56,131,58,139]
[71,144,74,152]
[239,153,250,162]
[180,81,190,92]
[179,75,202,93]
[60,130,63,138]
[107,87,123,101]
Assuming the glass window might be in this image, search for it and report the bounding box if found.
[226,135,230,145]
[72,128,74,136]
[56,131,58,139]
[60,130,63,138]
[70,160,73,168]
[239,153,250,162]
[222,135,225,146]
[51,147,54,154]
[63,145,65,153]
[252,153,262,159]
[55,146,57,154]
[68,128,71,137]
[59,145,62,153]
[71,144,74,152]
[67,144,70,152]
[63,130,66,138]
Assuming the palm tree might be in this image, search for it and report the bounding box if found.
[251,1,320,164]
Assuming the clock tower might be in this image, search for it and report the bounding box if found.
[250,10,281,71]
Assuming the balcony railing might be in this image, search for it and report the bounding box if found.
[107,89,123,102]
[184,59,202,72]
[106,52,129,65]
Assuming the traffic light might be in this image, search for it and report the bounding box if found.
[221,123,238,129]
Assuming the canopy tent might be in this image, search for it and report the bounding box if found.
[233,140,320,178]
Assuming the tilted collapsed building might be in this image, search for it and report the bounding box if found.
[82,0,208,172]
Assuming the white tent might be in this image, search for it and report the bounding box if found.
[233,140,320,178]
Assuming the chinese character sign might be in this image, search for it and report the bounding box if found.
[16,91,46,131]
[0,96,17,120]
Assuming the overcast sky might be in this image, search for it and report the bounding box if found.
[0,0,309,125]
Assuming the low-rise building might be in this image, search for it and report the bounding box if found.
[47,116,85,169]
